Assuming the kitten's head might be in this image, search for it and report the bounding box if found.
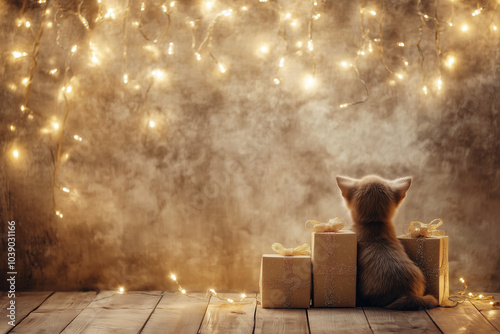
[336,175,412,224]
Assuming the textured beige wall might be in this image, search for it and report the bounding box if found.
[1,0,499,293]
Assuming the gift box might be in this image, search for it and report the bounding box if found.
[397,235,449,305]
[311,230,357,307]
[259,254,311,308]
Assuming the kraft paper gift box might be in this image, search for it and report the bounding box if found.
[311,230,357,307]
[397,235,450,305]
[259,254,311,308]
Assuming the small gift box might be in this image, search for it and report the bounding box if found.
[397,219,450,305]
[308,219,357,307]
[259,243,311,309]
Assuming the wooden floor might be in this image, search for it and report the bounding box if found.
[1,291,498,333]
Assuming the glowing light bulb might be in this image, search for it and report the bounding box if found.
[423,86,428,95]
[339,104,348,109]
[340,61,350,68]
[105,8,116,19]
[279,57,284,68]
[151,69,165,79]
[132,21,139,27]
[308,40,314,51]
[304,75,315,89]
[285,13,291,19]
[123,74,128,84]
[181,289,186,294]
[62,187,70,193]
[22,77,29,86]
[460,277,465,283]
[259,0,268,2]
[241,293,246,298]
[472,9,482,16]
[313,1,318,5]
[370,10,376,16]
[228,299,234,303]
[218,63,226,73]
[73,135,82,141]
[141,2,145,11]
[189,20,195,27]
[469,292,473,296]
[436,78,442,90]
[404,61,409,66]
[296,41,303,48]
[313,13,320,20]
[241,6,248,11]
[461,24,468,32]
[221,9,232,16]
[53,122,60,130]
[119,287,125,294]
[162,4,167,12]
[359,50,366,56]
[168,42,174,55]
[13,150,19,158]
[491,301,495,305]
[209,289,216,294]
[446,56,455,68]
[260,45,269,53]
[12,51,28,58]
[50,68,58,75]
[66,86,72,93]
[205,1,214,9]
[91,54,99,63]
[397,42,405,47]
[492,24,497,31]
[291,20,298,27]
[10,125,15,131]
[46,21,53,28]
[55,210,63,218]
[170,1,175,7]
[195,52,202,61]
[25,21,31,28]
[20,105,26,111]
[170,274,177,281]
[71,45,78,53]
[396,73,403,80]
[149,120,155,128]
[273,78,280,85]
[479,294,483,298]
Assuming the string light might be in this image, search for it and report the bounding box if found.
[55,211,63,218]
[71,45,78,53]
[118,287,125,294]
[123,74,128,84]
[169,274,250,304]
[446,56,455,68]
[218,63,226,73]
[449,277,497,305]
[13,51,28,58]
[168,42,174,55]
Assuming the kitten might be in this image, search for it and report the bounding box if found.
[336,175,438,310]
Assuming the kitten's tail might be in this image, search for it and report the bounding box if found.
[385,294,438,310]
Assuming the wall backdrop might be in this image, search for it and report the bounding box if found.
[1,0,499,293]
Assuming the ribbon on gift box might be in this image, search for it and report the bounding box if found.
[404,218,445,238]
[272,243,311,256]
[305,217,344,232]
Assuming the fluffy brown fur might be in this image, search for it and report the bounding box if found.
[336,175,438,310]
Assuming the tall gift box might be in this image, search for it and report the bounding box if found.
[259,244,311,308]
[397,219,449,305]
[309,219,357,307]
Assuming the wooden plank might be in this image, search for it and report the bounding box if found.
[308,308,372,334]
[199,293,256,334]
[0,291,52,334]
[10,292,96,334]
[470,293,500,332]
[254,306,309,334]
[61,291,161,333]
[426,300,499,333]
[141,293,209,334]
[364,307,440,333]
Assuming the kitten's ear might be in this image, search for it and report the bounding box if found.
[392,177,412,202]
[336,176,357,200]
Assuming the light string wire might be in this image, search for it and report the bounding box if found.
[339,0,369,109]
[448,277,498,306]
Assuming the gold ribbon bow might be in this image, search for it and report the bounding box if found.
[305,217,345,232]
[271,243,311,256]
[406,218,446,238]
